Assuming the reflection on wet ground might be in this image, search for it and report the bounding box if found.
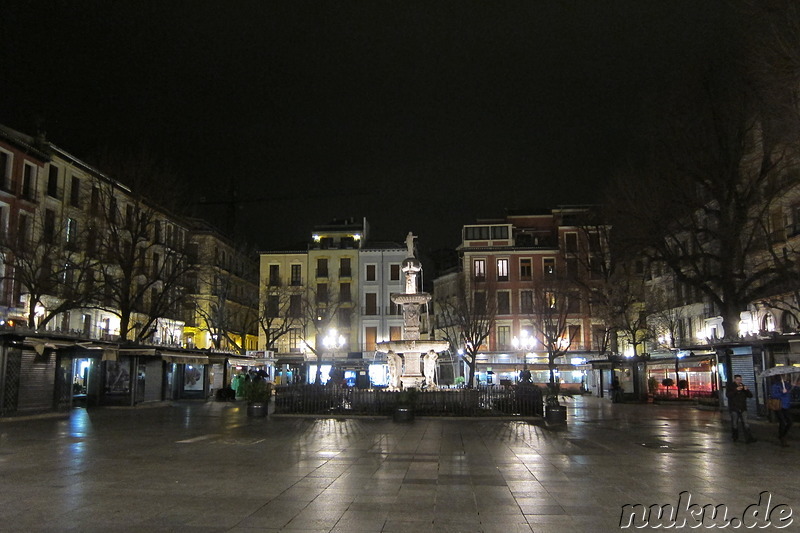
[0,396,796,532]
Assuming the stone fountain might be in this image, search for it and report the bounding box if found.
[376,232,449,390]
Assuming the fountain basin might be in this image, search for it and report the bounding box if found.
[376,340,449,354]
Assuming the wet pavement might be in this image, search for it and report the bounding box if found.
[0,396,797,532]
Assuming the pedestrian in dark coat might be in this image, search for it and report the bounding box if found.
[726,374,756,443]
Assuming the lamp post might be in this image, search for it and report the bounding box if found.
[322,328,345,385]
[675,351,686,398]
[512,329,536,383]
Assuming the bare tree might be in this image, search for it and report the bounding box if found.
[193,270,258,354]
[608,63,800,342]
[434,273,497,389]
[258,278,302,352]
[0,208,97,329]
[87,149,194,342]
[525,276,581,390]
[575,220,654,398]
[296,284,347,385]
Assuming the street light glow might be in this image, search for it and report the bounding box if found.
[323,329,345,350]
[512,329,536,351]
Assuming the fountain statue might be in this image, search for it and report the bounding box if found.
[376,232,449,390]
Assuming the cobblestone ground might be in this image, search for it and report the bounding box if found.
[0,396,797,532]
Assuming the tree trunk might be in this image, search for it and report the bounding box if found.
[27,305,37,329]
[315,354,323,385]
[720,302,743,341]
[466,355,477,389]
[119,314,130,341]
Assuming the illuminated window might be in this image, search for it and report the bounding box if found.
[474,259,486,281]
[365,326,377,351]
[543,258,555,277]
[497,259,509,281]
[65,217,78,245]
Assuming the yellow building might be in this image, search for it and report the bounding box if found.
[184,219,259,353]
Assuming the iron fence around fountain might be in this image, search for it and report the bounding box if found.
[273,385,543,417]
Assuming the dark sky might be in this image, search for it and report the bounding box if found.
[0,1,734,253]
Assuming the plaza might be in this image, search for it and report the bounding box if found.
[0,397,796,532]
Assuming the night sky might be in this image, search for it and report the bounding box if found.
[0,1,735,253]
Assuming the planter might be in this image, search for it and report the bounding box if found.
[393,406,415,422]
[247,402,268,418]
[545,404,567,424]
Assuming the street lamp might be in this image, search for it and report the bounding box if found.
[319,329,346,385]
[511,329,536,358]
[323,328,346,351]
[512,329,536,383]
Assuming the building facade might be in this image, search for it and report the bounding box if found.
[0,124,258,416]
[259,218,407,386]
[434,208,602,390]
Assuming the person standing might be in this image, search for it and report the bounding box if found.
[611,377,623,403]
[770,376,793,447]
[726,374,757,443]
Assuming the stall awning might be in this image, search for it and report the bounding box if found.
[162,354,209,365]
[228,357,272,366]
[477,363,589,372]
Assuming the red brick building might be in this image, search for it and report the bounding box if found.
[435,207,603,388]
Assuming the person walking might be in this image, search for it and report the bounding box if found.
[726,374,757,443]
[770,376,793,447]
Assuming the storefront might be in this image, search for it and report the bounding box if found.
[160,353,210,400]
[646,352,717,397]
[473,362,590,390]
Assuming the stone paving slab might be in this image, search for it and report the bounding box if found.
[0,396,797,532]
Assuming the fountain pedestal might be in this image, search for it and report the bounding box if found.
[376,232,449,391]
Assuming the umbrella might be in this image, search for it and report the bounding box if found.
[758,366,800,379]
